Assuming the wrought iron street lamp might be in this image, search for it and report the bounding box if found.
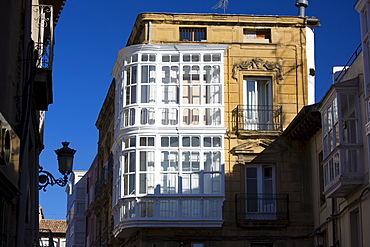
[39,142,76,191]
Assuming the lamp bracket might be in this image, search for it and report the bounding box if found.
[38,165,68,191]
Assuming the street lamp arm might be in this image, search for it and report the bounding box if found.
[38,165,68,191]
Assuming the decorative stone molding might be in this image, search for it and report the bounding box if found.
[230,137,291,164]
[232,58,283,81]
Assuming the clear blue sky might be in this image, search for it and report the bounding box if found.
[39,0,361,219]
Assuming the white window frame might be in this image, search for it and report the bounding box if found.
[245,165,276,220]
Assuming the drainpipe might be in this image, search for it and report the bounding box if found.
[332,198,337,247]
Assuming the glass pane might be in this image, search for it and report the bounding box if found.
[191,152,200,171]
[148,137,154,146]
[213,137,221,147]
[162,55,170,62]
[140,137,146,146]
[192,54,200,62]
[171,55,179,62]
[213,54,221,61]
[161,137,169,147]
[124,153,128,173]
[192,137,200,147]
[162,66,170,83]
[246,167,257,178]
[131,86,136,104]
[183,55,191,62]
[139,174,147,193]
[204,137,211,147]
[204,54,211,62]
[170,137,179,147]
[182,152,190,171]
[162,85,178,104]
[160,175,178,194]
[129,174,135,195]
[140,151,146,171]
[129,152,135,172]
[183,137,190,147]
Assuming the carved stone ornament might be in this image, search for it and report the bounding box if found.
[232,58,283,81]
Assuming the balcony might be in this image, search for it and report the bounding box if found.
[32,5,55,110]
[232,105,282,137]
[235,193,289,228]
[323,148,363,198]
[113,195,224,236]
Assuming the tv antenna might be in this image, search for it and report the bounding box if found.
[212,0,228,14]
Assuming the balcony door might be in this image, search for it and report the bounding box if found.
[245,165,276,220]
[243,78,271,130]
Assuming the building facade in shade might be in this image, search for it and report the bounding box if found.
[85,156,98,247]
[0,0,66,246]
[94,79,115,247]
[66,171,87,247]
[107,12,320,246]
[284,33,370,247]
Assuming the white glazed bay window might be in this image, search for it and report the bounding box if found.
[112,44,227,229]
[321,92,362,197]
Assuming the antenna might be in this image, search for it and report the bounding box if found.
[212,0,228,14]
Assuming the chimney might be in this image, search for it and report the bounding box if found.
[296,0,308,17]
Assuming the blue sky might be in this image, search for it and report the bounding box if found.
[39,0,361,219]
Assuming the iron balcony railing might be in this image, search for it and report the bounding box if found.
[233,105,282,132]
[235,193,289,222]
[32,5,54,69]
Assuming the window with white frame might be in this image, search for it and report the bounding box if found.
[243,77,272,130]
[322,96,339,158]
[182,151,200,194]
[245,165,276,219]
[203,65,221,104]
[182,65,200,104]
[125,66,137,105]
[140,107,155,125]
[322,92,362,189]
[139,136,155,146]
[139,150,155,194]
[114,46,226,225]
[141,65,156,103]
[161,108,178,125]
[122,151,136,195]
[160,151,179,194]
[124,108,135,126]
[183,108,199,125]
[141,53,156,62]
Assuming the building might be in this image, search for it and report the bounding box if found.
[105,8,320,246]
[85,156,98,246]
[0,0,67,246]
[66,171,87,247]
[39,213,67,247]
[39,206,67,247]
[94,79,115,246]
[284,40,370,247]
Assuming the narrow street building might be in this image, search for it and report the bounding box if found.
[105,11,320,247]
[0,0,67,246]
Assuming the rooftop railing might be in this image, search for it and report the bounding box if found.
[333,44,362,83]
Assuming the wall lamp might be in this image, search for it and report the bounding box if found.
[39,142,76,191]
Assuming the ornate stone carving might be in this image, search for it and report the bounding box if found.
[232,58,283,81]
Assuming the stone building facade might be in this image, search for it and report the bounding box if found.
[98,12,321,247]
